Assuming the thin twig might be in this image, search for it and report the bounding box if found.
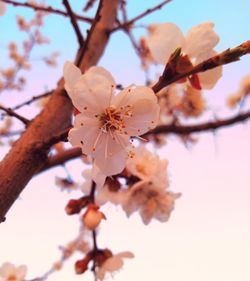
[0,105,30,125]
[112,0,172,32]
[62,0,84,46]
[11,91,52,111]
[2,0,93,23]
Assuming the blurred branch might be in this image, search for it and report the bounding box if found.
[112,0,172,32]
[38,147,82,174]
[147,110,250,135]
[62,0,84,46]
[152,40,250,93]
[11,91,53,111]
[0,105,30,125]
[2,0,93,23]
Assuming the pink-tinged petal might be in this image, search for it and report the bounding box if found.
[63,61,81,98]
[91,165,107,188]
[184,22,219,58]
[68,117,101,155]
[73,70,115,114]
[0,262,15,277]
[93,131,130,158]
[116,251,134,259]
[124,99,160,136]
[146,23,185,64]
[87,66,115,86]
[94,149,128,176]
[196,50,222,89]
[16,265,27,280]
[112,86,157,109]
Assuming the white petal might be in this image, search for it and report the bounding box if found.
[112,86,157,108]
[124,99,160,136]
[68,116,101,155]
[116,251,134,259]
[0,262,14,277]
[184,22,219,58]
[16,265,27,280]
[102,256,124,271]
[63,61,81,99]
[146,23,185,64]
[72,71,114,114]
[93,131,130,158]
[87,66,115,86]
[94,148,128,176]
[91,164,107,188]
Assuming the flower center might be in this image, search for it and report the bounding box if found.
[100,106,131,134]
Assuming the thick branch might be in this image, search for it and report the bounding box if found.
[2,0,93,23]
[0,0,119,222]
[152,41,250,93]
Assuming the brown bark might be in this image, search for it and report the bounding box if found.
[0,0,119,222]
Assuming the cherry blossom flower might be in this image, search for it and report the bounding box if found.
[96,251,134,280]
[0,263,27,281]
[0,2,6,16]
[145,22,222,89]
[126,145,168,188]
[122,180,180,225]
[63,62,160,184]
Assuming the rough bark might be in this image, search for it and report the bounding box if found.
[0,0,119,222]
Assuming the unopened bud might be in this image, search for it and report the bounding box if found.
[75,255,91,274]
[82,204,106,230]
[65,197,89,215]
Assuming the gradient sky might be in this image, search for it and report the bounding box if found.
[0,1,250,281]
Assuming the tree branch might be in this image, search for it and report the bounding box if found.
[0,0,119,222]
[112,0,172,32]
[2,0,93,23]
[147,110,250,135]
[62,0,84,47]
[11,91,53,111]
[0,105,30,125]
[152,41,250,93]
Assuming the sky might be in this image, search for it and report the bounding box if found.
[0,1,250,281]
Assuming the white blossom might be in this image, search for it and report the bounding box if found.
[64,62,160,184]
[126,145,168,189]
[0,263,27,281]
[145,22,222,89]
[122,180,180,225]
[96,251,134,280]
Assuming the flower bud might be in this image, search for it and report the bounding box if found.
[65,197,89,215]
[82,204,106,230]
[75,255,91,274]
